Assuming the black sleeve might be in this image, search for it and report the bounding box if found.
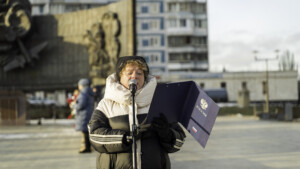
[88,109,131,153]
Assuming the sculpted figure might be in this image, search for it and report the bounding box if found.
[0,0,47,71]
[85,11,120,78]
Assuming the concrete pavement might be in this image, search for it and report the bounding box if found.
[170,116,300,169]
[0,116,299,169]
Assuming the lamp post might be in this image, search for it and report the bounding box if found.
[254,50,279,113]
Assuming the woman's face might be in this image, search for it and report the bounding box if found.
[120,64,145,90]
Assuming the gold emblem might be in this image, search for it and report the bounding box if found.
[200,99,208,110]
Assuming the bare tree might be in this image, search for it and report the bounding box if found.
[278,50,297,71]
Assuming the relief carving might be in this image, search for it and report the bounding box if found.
[85,11,121,79]
[0,0,47,72]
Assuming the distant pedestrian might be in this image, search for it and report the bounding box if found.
[74,78,94,153]
[92,85,104,107]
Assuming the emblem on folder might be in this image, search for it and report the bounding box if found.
[200,99,208,110]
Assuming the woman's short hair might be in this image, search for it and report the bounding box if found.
[115,56,149,82]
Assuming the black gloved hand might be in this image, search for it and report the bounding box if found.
[135,123,151,140]
[151,113,174,142]
[122,123,151,145]
[122,132,132,145]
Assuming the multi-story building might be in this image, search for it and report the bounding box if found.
[135,0,166,76]
[165,0,208,74]
[29,0,208,77]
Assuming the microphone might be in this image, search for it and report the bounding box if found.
[129,79,137,94]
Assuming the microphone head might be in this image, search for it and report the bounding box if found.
[129,79,137,86]
[129,79,137,93]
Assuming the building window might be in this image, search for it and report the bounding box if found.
[202,20,207,28]
[194,19,201,28]
[168,36,206,47]
[191,53,207,61]
[160,18,164,29]
[192,3,206,14]
[168,19,177,27]
[168,36,186,46]
[161,35,164,46]
[191,37,207,46]
[142,40,149,47]
[168,3,176,12]
[141,6,148,13]
[221,82,226,88]
[39,5,44,14]
[150,37,159,47]
[169,53,207,63]
[160,2,164,13]
[194,19,207,28]
[142,23,149,30]
[149,20,159,30]
[184,36,190,44]
[242,82,247,90]
[180,2,190,12]
[150,54,160,63]
[169,53,189,63]
[179,3,186,11]
[180,19,186,27]
[161,52,165,62]
[151,3,159,13]
[200,37,207,44]
[191,37,200,45]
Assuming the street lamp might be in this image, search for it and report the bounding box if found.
[254,50,279,113]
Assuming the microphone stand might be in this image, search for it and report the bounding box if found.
[131,89,138,169]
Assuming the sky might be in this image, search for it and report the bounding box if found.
[207,0,300,76]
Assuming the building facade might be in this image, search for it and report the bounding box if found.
[29,0,209,76]
[165,0,208,74]
[168,71,299,103]
[136,0,166,75]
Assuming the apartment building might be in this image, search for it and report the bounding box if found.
[165,0,208,73]
[29,0,209,77]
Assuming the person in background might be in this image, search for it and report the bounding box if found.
[88,56,186,169]
[74,78,94,153]
[67,89,79,119]
[92,85,104,107]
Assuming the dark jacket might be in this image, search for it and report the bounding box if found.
[88,74,186,169]
[75,87,94,132]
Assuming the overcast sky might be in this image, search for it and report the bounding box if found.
[207,0,300,75]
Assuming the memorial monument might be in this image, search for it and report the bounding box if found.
[0,0,135,125]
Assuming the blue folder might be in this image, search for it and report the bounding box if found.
[147,81,219,148]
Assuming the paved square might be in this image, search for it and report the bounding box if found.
[1,116,299,169]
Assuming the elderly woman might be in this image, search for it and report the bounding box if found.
[75,78,94,153]
[88,56,186,169]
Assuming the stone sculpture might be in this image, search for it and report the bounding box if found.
[85,11,121,78]
[0,0,47,72]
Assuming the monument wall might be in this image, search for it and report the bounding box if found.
[0,0,135,91]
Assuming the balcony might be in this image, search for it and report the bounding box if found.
[168,61,208,71]
[166,28,207,36]
[167,45,208,53]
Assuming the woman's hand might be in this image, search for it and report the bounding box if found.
[151,113,174,142]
